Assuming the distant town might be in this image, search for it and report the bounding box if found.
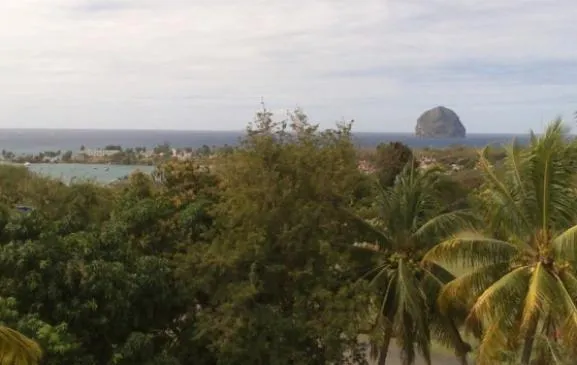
[0,143,235,165]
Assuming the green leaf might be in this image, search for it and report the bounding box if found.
[423,232,520,269]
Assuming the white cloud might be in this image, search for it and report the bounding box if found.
[0,0,575,132]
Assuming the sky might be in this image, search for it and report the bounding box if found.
[0,0,576,132]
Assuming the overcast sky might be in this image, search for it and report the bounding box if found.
[0,0,576,132]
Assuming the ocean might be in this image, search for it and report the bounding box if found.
[0,129,528,183]
[26,163,155,184]
[0,129,527,154]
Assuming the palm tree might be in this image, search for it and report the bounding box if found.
[423,120,577,365]
[0,326,42,365]
[350,164,474,365]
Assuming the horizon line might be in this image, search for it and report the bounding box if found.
[0,127,542,135]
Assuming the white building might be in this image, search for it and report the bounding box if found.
[83,149,120,157]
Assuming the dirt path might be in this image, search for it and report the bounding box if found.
[359,336,463,365]
[366,344,462,365]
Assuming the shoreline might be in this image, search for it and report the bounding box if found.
[0,160,156,167]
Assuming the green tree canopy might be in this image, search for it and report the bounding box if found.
[183,108,370,364]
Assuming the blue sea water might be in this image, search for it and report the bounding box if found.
[26,163,155,184]
[0,129,528,154]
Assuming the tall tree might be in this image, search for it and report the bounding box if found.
[373,142,415,187]
[424,120,577,365]
[188,109,370,364]
[348,165,473,365]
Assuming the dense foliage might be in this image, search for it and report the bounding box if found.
[1,113,577,365]
[372,142,415,187]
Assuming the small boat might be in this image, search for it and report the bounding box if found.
[23,162,30,166]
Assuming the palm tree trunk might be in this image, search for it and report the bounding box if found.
[377,329,392,365]
[521,315,540,365]
[455,345,469,365]
[440,317,470,365]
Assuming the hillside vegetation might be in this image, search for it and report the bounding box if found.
[0,110,575,365]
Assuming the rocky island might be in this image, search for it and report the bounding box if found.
[415,106,466,138]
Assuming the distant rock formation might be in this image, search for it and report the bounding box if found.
[415,106,466,138]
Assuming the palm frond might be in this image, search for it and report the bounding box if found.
[421,261,455,286]
[423,232,520,270]
[374,266,397,323]
[554,269,577,350]
[376,164,450,247]
[519,263,559,336]
[528,120,577,232]
[0,326,42,365]
[477,146,532,232]
[340,207,393,249]
[359,262,390,285]
[413,209,478,243]
[504,138,530,201]
[553,224,577,263]
[466,265,531,328]
[368,320,393,364]
[438,262,512,312]
[475,315,518,365]
[541,335,567,365]
[429,317,471,361]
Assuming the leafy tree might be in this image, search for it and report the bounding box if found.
[196,145,211,156]
[104,145,122,151]
[153,143,171,156]
[61,150,73,162]
[106,163,217,257]
[424,120,577,365]
[372,142,415,187]
[218,144,234,155]
[0,297,75,365]
[0,228,192,364]
[0,164,220,365]
[52,183,115,234]
[186,108,370,364]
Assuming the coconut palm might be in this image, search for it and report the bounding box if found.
[0,326,42,365]
[423,120,577,365]
[350,164,474,365]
